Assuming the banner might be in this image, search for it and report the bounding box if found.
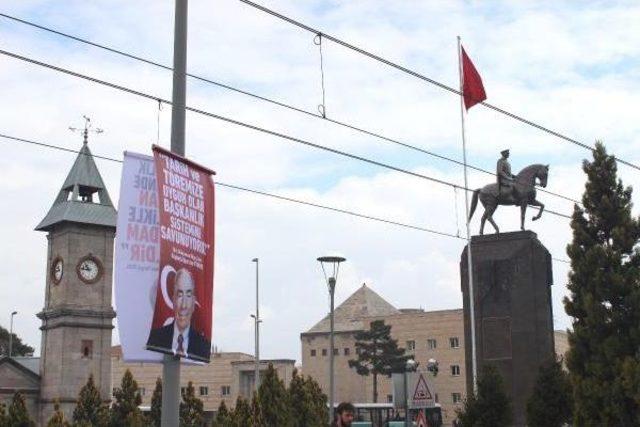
[114,152,162,362]
[145,145,215,362]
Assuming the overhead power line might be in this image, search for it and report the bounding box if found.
[0,47,572,220]
[0,12,580,206]
[0,131,572,265]
[237,0,640,173]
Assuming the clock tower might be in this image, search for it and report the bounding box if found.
[35,132,117,422]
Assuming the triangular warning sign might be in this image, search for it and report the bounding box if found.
[416,410,430,427]
[413,373,433,401]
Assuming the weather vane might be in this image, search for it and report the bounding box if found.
[69,115,103,145]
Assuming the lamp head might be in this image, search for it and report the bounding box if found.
[11,311,17,316]
[317,255,346,290]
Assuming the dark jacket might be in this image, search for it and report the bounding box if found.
[146,322,211,360]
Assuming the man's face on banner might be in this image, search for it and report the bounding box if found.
[173,269,195,332]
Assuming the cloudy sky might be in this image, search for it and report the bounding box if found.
[1,0,639,363]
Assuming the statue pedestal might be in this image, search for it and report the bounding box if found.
[460,231,555,427]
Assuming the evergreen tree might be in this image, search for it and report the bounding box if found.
[288,369,327,427]
[213,400,231,427]
[348,319,411,402]
[0,402,8,427]
[564,142,640,425]
[149,377,162,427]
[109,369,144,427]
[47,401,70,427]
[231,396,252,427]
[258,364,290,426]
[72,374,108,426]
[526,357,573,427]
[0,325,35,356]
[251,394,265,427]
[179,381,204,427]
[7,391,35,427]
[456,365,512,427]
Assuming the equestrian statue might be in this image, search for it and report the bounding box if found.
[469,149,549,235]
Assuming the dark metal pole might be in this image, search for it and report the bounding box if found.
[253,258,260,392]
[404,370,409,427]
[162,1,188,426]
[329,277,336,424]
[9,311,17,357]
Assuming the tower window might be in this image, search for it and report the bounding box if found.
[450,337,460,348]
[81,340,93,359]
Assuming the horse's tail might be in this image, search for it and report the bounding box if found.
[469,189,480,220]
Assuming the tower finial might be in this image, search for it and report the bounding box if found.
[69,115,103,145]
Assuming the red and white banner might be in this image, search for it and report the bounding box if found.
[145,145,215,362]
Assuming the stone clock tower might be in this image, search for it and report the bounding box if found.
[35,132,117,422]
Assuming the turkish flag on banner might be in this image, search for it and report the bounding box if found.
[461,46,487,110]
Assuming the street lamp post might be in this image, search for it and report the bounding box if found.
[404,358,416,427]
[317,255,346,425]
[251,258,261,393]
[9,311,17,357]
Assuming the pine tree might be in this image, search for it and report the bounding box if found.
[179,381,204,427]
[213,400,231,427]
[251,394,265,427]
[526,358,572,427]
[257,363,291,426]
[456,365,512,427]
[46,401,70,427]
[348,319,411,402]
[7,391,35,427]
[564,142,640,425]
[72,374,109,427]
[149,377,162,427]
[230,396,252,427]
[109,369,144,427]
[288,369,327,427]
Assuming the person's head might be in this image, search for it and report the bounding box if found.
[173,268,195,332]
[501,149,510,159]
[335,402,355,426]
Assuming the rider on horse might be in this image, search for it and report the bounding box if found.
[497,149,516,202]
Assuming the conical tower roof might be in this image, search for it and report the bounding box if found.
[306,283,399,333]
[35,139,116,231]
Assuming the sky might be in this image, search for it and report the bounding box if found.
[0,0,639,364]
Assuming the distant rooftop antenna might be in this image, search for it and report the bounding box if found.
[69,115,104,145]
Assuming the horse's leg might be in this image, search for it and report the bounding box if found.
[486,204,499,234]
[520,203,527,231]
[531,199,545,221]
[480,210,487,235]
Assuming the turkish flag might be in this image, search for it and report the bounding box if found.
[461,46,486,110]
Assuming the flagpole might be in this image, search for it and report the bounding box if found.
[457,35,478,393]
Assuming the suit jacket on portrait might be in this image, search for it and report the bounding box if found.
[146,322,211,361]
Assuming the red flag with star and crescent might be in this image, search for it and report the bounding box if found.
[461,46,486,110]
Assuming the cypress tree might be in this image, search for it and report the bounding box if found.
[213,400,231,427]
[149,377,162,427]
[0,402,8,427]
[179,381,204,427]
[109,369,144,426]
[564,142,640,425]
[288,369,327,427]
[526,358,573,427]
[251,394,265,427]
[456,365,511,427]
[257,364,290,426]
[72,375,108,427]
[46,400,70,427]
[303,375,328,426]
[230,396,252,427]
[7,391,35,427]
[348,319,411,403]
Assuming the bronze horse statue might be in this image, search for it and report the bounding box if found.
[469,164,549,235]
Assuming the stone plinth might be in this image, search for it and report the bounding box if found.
[460,231,554,427]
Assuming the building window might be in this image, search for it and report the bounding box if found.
[81,340,93,359]
[333,348,339,356]
[221,386,231,396]
[112,388,117,396]
[310,349,317,357]
[452,393,462,403]
[322,349,327,356]
[181,387,186,395]
[451,365,461,376]
[406,340,416,351]
[387,394,393,403]
[200,386,209,396]
[435,393,439,403]
[344,348,350,356]
[140,388,146,396]
[450,337,460,348]
[427,339,437,350]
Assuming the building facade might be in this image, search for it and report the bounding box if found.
[301,284,569,427]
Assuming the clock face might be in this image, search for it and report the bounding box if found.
[76,255,103,284]
[51,257,63,285]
